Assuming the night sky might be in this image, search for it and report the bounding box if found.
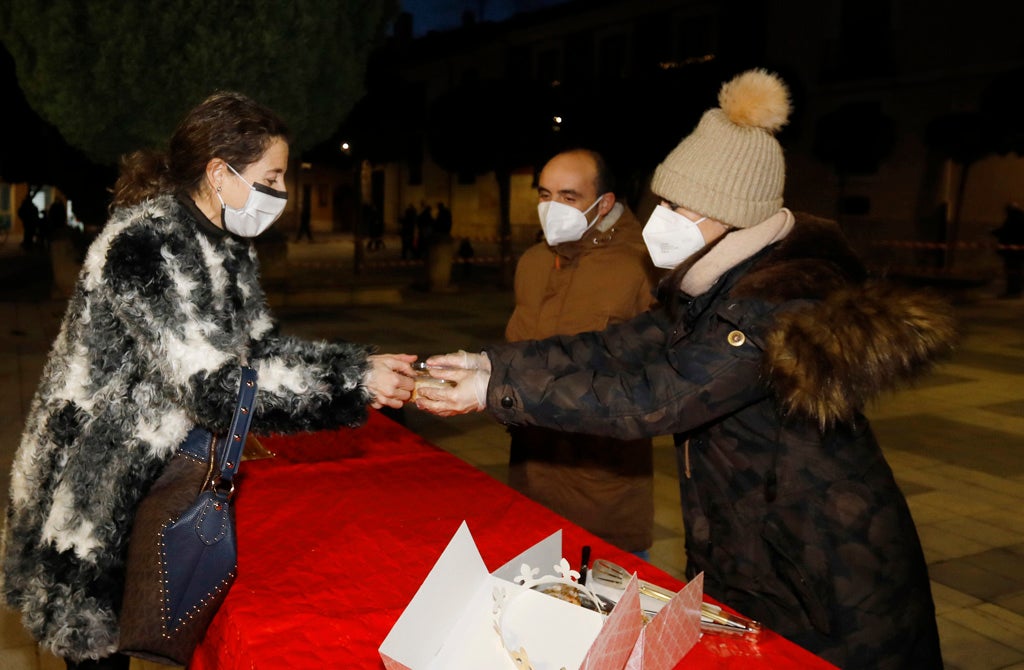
[400,0,571,36]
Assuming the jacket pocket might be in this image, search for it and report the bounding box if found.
[761,517,833,635]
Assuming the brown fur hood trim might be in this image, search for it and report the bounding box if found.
[763,279,958,429]
[733,214,959,428]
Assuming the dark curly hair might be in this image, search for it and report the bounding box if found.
[110,91,290,210]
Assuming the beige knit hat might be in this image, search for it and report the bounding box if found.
[650,68,791,229]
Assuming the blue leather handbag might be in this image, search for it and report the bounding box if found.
[119,366,258,666]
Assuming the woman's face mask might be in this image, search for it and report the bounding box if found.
[217,164,287,237]
[537,195,604,245]
[642,204,707,269]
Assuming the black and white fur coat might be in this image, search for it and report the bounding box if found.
[1,194,374,661]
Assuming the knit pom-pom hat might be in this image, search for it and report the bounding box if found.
[650,68,791,229]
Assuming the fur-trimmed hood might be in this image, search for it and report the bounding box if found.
[735,215,959,428]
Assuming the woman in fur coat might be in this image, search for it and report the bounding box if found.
[415,70,955,669]
[1,91,416,669]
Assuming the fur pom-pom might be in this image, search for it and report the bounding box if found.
[719,69,791,133]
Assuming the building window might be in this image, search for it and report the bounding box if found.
[506,46,532,79]
[835,0,893,79]
[597,31,629,79]
[674,14,715,64]
[407,144,423,186]
[536,46,562,84]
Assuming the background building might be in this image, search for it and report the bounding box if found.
[332,0,1024,280]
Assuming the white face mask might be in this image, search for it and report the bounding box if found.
[642,205,707,269]
[216,164,287,237]
[537,195,604,245]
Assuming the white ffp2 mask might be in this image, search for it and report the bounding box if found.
[642,205,707,269]
[537,195,604,245]
[217,164,287,237]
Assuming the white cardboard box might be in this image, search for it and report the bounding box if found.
[379,521,703,670]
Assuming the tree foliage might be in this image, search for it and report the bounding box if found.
[425,75,553,180]
[424,74,554,283]
[329,77,424,167]
[0,0,399,166]
[546,61,725,207]
[0,42,116,224]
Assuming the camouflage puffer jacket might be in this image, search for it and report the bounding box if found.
[485,213,956,669]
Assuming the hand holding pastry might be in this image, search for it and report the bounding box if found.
[364,353,417,409]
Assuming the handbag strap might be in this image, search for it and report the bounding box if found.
[211,365,258,498]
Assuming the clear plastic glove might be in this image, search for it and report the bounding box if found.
[424,350,491,374]
[414,368,489,416]
[364,353,417,409]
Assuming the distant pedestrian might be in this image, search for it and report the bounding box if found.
[415,201,434,258]
[365,203,385,252]
[296,210,312,241]
[457,237,475,278]
[400,204,417,260]
[17,190,40,251]
[296,199,313,242]
[43,197,67,250]
[992,202,1024,298]
[434,202,452,238]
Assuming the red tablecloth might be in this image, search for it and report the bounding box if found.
[190,410,835,669]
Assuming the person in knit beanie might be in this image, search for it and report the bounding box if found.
[417,68,951,669]
[641,69,796,289]
[651,67,789,229]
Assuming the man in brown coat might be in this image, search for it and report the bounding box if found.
[505,148,662,554]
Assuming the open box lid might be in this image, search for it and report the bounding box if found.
[379,521,702,670]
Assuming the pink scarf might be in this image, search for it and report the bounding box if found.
[680,209,795,296]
